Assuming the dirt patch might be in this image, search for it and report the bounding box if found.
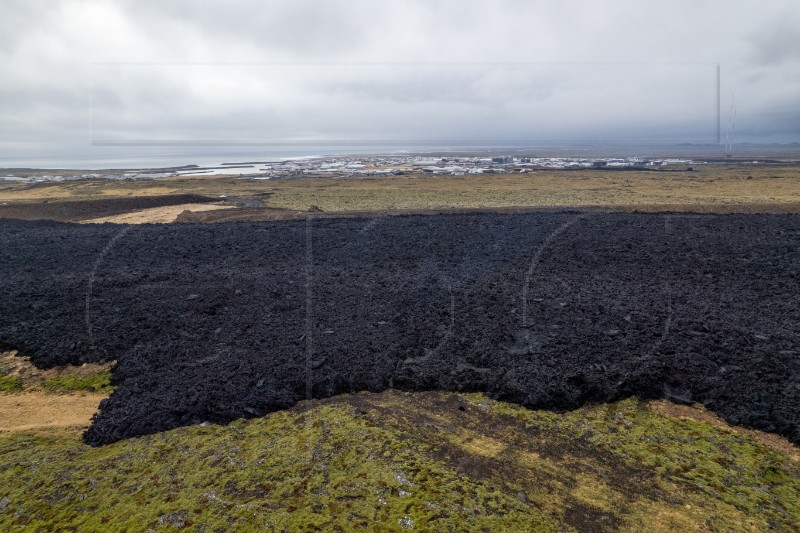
[98,186,179,197]
[0,392,105,432]
[0,351,112,433]
[0,213,797,446]
[80,203,234,224]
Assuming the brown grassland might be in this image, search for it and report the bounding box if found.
[1,164,799,220]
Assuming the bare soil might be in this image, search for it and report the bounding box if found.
[0,393,104,432]
[0,351,111,432]
[81,203,233,224]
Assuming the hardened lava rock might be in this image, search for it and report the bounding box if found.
[0,213,797,445]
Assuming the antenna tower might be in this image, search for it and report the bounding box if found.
[724,95,737,158]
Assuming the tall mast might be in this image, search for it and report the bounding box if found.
[717,63,720,144]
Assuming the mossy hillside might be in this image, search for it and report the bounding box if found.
[0,401,555,532]
[477,395,800,530]
[0,392,798,532]
[333,392,799,531]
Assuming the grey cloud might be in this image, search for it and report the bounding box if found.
[747,14,800,66]
[739,108,800,138]
[0,0,55,53]
[1,0,799,163]
[116,0,377,57]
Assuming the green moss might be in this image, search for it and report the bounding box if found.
[41,370,113,394]
[0,403,555,531]
[479,396,800,530]
[0,375,23,392]
[0,394,797,532]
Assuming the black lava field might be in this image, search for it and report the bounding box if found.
[0,213,798,446]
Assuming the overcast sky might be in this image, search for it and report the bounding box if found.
[1,0,799,163]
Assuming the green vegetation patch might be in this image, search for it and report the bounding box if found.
[0,393,797,531]
[0,402,555,532]
[478,395,800,530]
[41,370,113,394]
[0,375,23,393]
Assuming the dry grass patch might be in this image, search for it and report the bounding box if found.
[80,202,233,224]
[0,393,104,432]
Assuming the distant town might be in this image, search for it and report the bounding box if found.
[1,155,703,183]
